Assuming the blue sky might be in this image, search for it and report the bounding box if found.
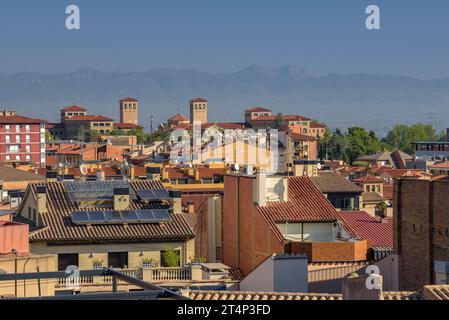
[0,0,448,78]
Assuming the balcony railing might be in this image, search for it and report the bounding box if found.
[145,267,192,281]
[56,267,193,287]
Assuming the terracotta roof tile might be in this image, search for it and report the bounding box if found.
[353,175,384,183]
[257,177,339,241]
[120,97,138,102]
[0,115,46,124]
[310,172,363,194]
[245,107,272,113]
[60,105,87,112]
[21,181,194,242]
[65,115,113,121]
[337,211,393,249]
[190,97,208,103]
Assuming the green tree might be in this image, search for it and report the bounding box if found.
[45,131,54,142]
[345,127,386,164]
[161,249,180,267]
[274,113,285,129]
[383,123,442,155]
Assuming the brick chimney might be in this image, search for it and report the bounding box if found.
[113,188,130,211]
[36,185,47,214]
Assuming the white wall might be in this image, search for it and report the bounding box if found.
[239,255,308,293]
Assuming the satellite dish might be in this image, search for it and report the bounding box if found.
[232,163,240,171]
[273,181,285,196]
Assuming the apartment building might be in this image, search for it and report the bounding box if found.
[222,172,369,276]
[0,110,46,167]
[16,180,195,272]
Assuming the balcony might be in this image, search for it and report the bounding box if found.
[56,266,197,287]
[285,240,369,262]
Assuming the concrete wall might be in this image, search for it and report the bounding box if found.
[0,254,56,298]
[239,254,308,293]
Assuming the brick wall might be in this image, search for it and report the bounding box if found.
[289,240,369,262]
[394,179,449,290]
[223,175,285,276]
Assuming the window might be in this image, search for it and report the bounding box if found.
[25,125,30,132]
[5,155,10,161]
[26,145,31,152]
[5,135,10,143]
[108,252,128,268]
[26,135,30,142]
[15,125,20,132]
[58,253,79,271]
[26,154,30,161]
[15,155,20,161]
[15,135,20,143]
[5,125,10,131]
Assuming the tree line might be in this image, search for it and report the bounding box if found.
[318,123,447,164]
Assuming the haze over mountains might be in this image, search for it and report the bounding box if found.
[1,65,449,136]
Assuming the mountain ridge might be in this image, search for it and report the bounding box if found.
[1,65,448,135]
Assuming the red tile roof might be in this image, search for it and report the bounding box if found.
[23,181,194,242]
[251,114,311,122]
[245,106,272,113]
[113,122,142,129]
[289,132,317,141]
[0,115,47,124]
[60,105,87,112]
[353,175,384,183]
[310,122,326,128]
[337,211,393,249]
[65,115,113,121]
[190,97,208,103]
[429,161,449,169]
[171,122,247,131]
[168,113,189,122]
[257,177,339,241]
[120,97,138,102]
[181,194,209,212]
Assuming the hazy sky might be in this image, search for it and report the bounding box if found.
[0,0,448,78]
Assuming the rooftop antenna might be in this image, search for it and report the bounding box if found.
[150,113,155,134]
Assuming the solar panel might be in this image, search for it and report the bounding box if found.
[71,209,171,225]
[64,180,136,202]
[136,189,170,201]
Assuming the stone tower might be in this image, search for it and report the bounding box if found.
[119,97,138,124]
[189,97,208,124]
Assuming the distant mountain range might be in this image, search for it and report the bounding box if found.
[1,65,449,136]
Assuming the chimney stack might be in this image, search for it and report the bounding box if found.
[293,160,318,177]
[342,271,383,300]
[36,185,47,214]
[146,166,161,181]
[169,190,182,214]
[46,171,58,182]
[113,188,130,211]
